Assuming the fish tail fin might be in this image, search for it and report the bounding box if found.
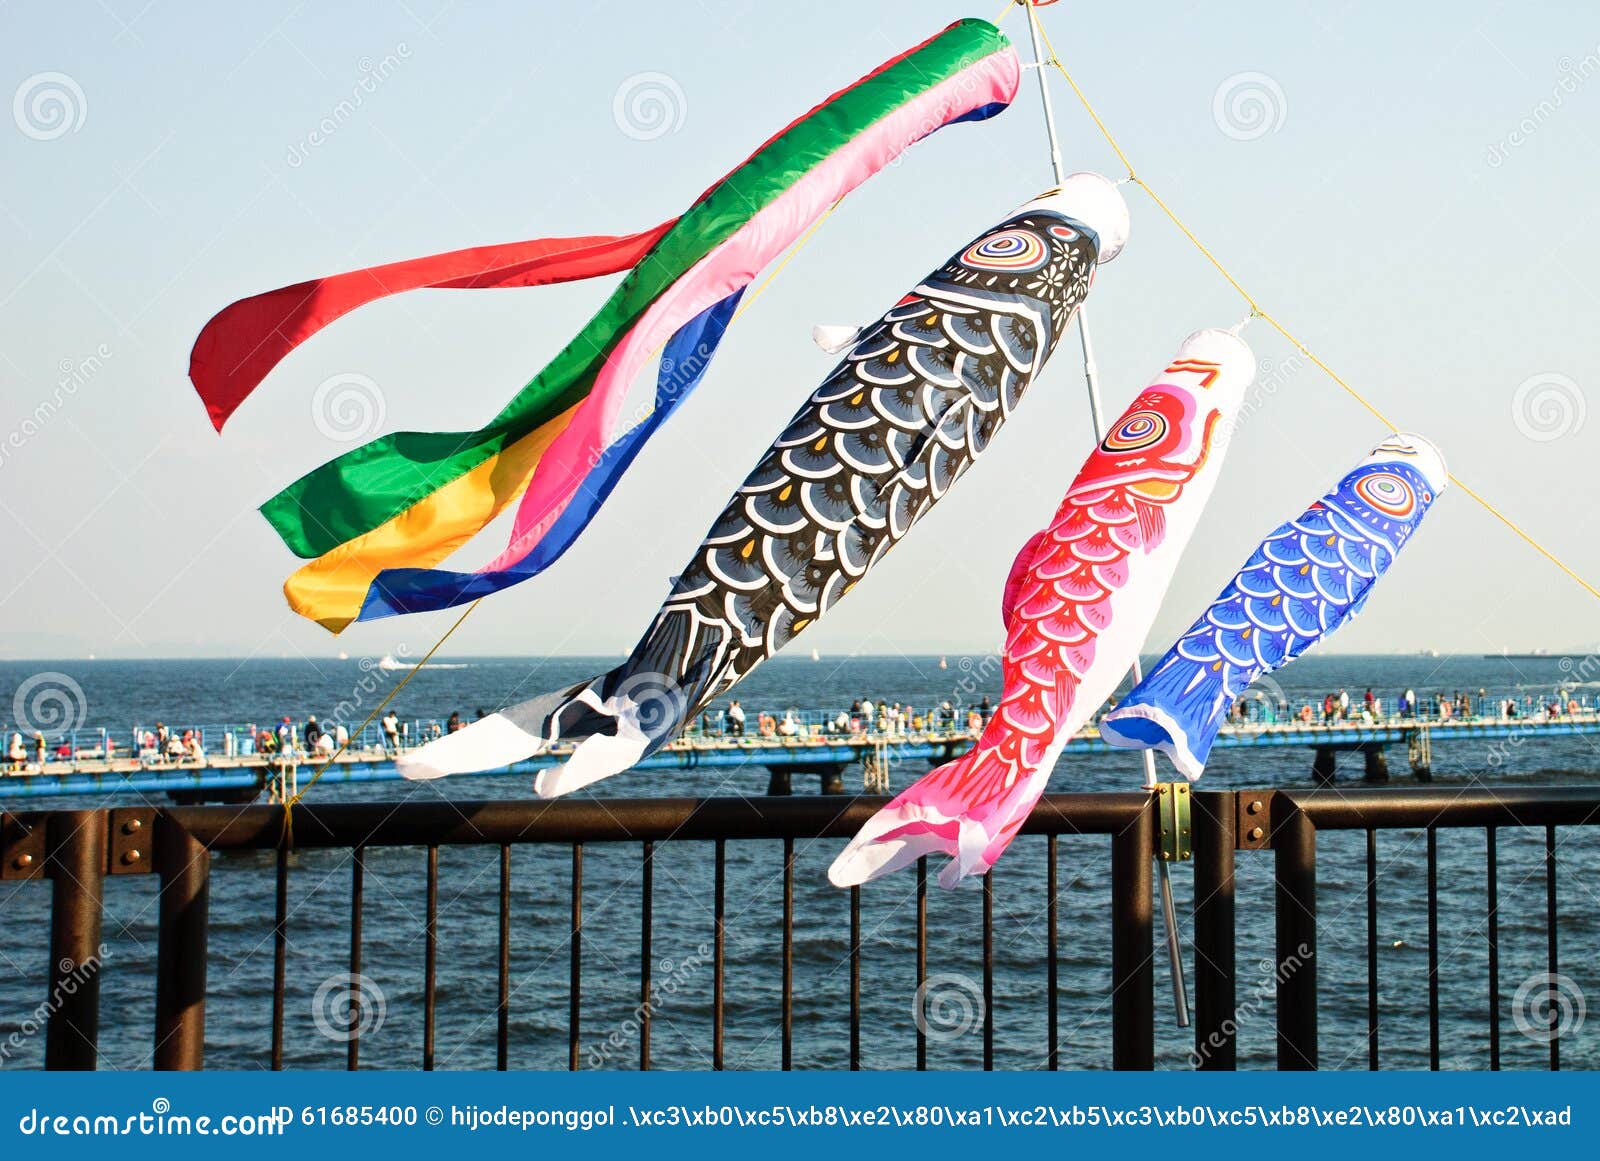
[829,738,1051,889]
[1099,657,1223,780]
[399,610,719,795]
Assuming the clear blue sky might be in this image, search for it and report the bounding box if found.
[2,0,1597,661]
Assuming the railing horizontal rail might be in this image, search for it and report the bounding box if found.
[152,793,1152,850]
[1275,787,1600,830]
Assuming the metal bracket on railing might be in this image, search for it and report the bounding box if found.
[109,808,156,874]
[1236,790,1273,850]
[0,813,46,880]
[1156,783,1192,862]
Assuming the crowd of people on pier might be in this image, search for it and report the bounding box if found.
[5,687,1599,774]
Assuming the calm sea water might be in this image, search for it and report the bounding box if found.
[1,654,1596,1071]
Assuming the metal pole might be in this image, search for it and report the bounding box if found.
[1022,1,1065,187]
[46,811,105,1070]
[154,814,209,1070]
[1021,0,1187,1026]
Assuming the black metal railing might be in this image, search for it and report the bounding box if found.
[4,785,1598,1071]
[1,794,1156,1072]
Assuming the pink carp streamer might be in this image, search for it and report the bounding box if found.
[830,329,1255,888]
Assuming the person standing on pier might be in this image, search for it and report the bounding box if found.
[381,710,400,753]
[727,700,745,737]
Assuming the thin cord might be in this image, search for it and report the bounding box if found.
[1032,15,1600,604]
[280,597,483,840]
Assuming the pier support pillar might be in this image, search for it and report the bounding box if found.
[819,768,846,795]
[45,811,105,1070]
[1361,745,1390,783]
[765,768,792,796]
[1311,747,1337,785]
[1407,728,1432,782]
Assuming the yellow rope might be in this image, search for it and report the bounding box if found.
[1032,13,1600,603]
[279,597,482,841]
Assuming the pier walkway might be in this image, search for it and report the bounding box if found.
[3,702,1597,801]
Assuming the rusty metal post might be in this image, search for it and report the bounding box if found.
[45,810,106,1070]
[1110,798,1154,1069]
[1191,791,1237,1069]
[1274,799,1318,1070]
[154,814,209,1070]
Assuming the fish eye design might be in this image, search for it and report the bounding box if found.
[1354,471,1416,517]
[1101,409,1168,453]
[961,229,1048,272]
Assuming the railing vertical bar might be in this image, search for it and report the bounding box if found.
[271,844,288,1071]
[1366,827,1378,1071]
[1545,824,1560,1071]
[1487,826,1500,1071]
[569,842,583,1072]
[1046,837,1059,1072]
[1427,826,1440,1070]
[714,838,726,1071]
[45,811,105,1071]
[781,836,794,1072]
[497,843,511,1072]
[423,844,438,1071]
[1273,802,1317,1070]
[1192,791,1236,1071]
[849,884,862,1071]
[1110,800,1155,1070]
[916,855,929,1072]
[982,871,995,1072]
[346,846,364,1072]
[640,840,653,1072]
